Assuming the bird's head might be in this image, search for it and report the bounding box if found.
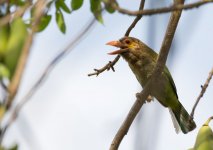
[106,37,141,55]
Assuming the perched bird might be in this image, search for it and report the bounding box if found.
[106,36,196,134]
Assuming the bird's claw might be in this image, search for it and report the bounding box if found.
[146,95,154,103]
[136,93,154,103]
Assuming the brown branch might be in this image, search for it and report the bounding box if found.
[88,0,146,77]
[109,88,150,150]
[110,0,212,16]
[5,31,33,109]
[190,67,213,119]
[109,0,184,149]
[88,55,120,76]
[125,0,145,36]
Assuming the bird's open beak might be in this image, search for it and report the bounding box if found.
[106,40,129,55]
[106,41,122,47]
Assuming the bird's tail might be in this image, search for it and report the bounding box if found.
[169,103,196,134]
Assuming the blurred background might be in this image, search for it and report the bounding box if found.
[2,0,213,149]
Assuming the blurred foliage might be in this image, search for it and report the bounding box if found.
[0,0,118,82]
[189,117,213,150]
[90,0,103,23]
[0,1,117,148]
[71,0,83,10]
[0,0,212,150]
[55,9,66,33]
[0,0,117,34]
[37,14,52,32]
[0,18,28,80]
[0,63,10,79]
[4,18,28,79]
[55,0,71,14]
[0,144,18,150]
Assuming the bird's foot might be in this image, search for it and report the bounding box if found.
[136,93,154,104]
[146,95,154,103]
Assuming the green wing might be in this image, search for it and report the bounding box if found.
[164,67,178,99]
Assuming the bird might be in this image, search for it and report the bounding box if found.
[106,36,196,134]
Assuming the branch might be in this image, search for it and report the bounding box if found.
[109,87,150,150]
[110,0,212,16]
[125,0,145,36]
[0,16,97,144]
[88,0,146,77]
[0,3,31,27]
[88,55,120,76]
[109,0,184,149]
[190,67,213,119]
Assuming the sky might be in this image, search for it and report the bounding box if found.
[2,0,213,150]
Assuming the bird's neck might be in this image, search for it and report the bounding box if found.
[121,52,139,65]
[120,49,157,87]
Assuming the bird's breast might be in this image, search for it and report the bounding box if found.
[122,53,155,87]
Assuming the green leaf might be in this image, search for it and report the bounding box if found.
[105,5,115,13]
[90,0,100,12]
[0,24,10,58]
[0,63,10,79]
[0,144,18,150]
[102,0,117,13]
[37,15,52,32]
[105,4,115,13]
[71,0,84,10]
[55,0,71,14]
[10,0,25,6]
[5,18,28,79]
[9,144,18,150]
[95,13,103,24]
[90,0,103,23]
[55,10,66,33]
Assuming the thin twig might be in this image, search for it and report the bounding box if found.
[125,0,145,36]
[88,55,120,76]
[109,0,184,149]
[190,67,213,119]
[109,0,212,16]
[0,16,97,144]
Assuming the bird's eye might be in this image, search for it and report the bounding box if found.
[125,40,130,44]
